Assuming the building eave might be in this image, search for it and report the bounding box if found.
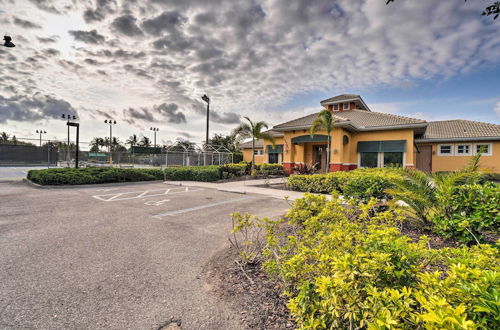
[320,97,372,112]
[415,136,500,143]
[273,122,427,132]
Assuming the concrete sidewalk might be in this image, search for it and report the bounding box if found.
[164,177,329,201]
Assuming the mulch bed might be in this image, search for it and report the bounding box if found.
[205,246,294,330]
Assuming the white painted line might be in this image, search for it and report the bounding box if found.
[92,187,203,202]
[22,171,27,174]
[152,196,255,218]
[145,199,170,206]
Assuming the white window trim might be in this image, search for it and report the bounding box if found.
[455,144,472,156]
[437,144,454,156]
[343,103,349,110]
[474,143,492,156]
[333,104,339,111]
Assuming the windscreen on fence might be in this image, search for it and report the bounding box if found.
[0,144,58,165]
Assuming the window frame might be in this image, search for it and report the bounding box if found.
[437,144,454,156]
[358,152,406,168]
[455,144,472,156]
[333,104,339,111]
[343,103,350,110]
[474,143,492,156]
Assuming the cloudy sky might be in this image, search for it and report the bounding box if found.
[0,0,499,146]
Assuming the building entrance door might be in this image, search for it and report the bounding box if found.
[313,145,327,172]
[416,145,432,173]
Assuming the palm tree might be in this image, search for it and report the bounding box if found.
[0,132,9,143]
[234,117,275,170]
[90,137,105,152]
[126,134,138,148]
[310,109,335,172]
[139,136,152,147]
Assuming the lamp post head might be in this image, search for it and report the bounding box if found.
[113,120,116,124]
[3,36,15,48]
[104,119,108,124]
[201,94,209,103]
[62,114,65,119]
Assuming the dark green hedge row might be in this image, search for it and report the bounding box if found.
[28,163,286,185]
[27,167,164,185]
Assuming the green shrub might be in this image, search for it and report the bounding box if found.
[286,168,401,201]
[262,194,500,329]
[255,163,285,176]
[434,182,500,243]
[220,163,247,178]
[27,167,164,185]
[163,166,221,182]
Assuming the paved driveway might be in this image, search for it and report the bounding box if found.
[0,166,53,182]
[0,181,290,329]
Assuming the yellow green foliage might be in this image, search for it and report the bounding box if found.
[262,194,500,329]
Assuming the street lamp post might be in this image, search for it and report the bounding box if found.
[201,94,210,165]
[104,119,117,164]
[62,114,77,165]
[150,127,159,147]
[35,130,46,147]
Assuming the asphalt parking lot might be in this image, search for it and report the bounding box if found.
[0,181,290,329]
[0,166,53,182]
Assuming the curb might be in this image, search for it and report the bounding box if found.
[21,179,167,189]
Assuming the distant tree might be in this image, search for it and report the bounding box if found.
[139,136,152,147]
[386,0,499,19]
[126,134,139,148]
[90,137,105,152]
[208,133,239,152]
[234,117,275,171]
[0,132,9,143]
[111,137,127,152]
[310,109,335,173]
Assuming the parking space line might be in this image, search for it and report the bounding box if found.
[152,196,255,218]
[92,187,202,202]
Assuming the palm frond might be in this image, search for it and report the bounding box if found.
[258,133,276,147]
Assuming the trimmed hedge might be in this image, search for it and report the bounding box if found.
[27,167,164,185]
[164,166,221,182]
[286,168,402,202]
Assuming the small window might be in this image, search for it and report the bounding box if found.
[333,104,339,111]
[475,144,492,155]
[383,152,403,167]
[253,149,260,155]
[456,144,471,155]
[343,103,349,110]
[268,153,279,164]
[438,145,453,155]
[360,152,378,168]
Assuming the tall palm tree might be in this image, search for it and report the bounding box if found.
[126,134,138,148]
[139,136,152,147]
[310,109,335,173]
[234,117,275,170]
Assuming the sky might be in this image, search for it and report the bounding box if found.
[0,0,499,147]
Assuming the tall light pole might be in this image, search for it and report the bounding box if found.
[35,130,46,146]
[104,119,117,164]
[150,127,159,147]
[62,114,77,164]
[201,94,210,165]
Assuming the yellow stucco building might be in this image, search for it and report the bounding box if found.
[241,94,500,174]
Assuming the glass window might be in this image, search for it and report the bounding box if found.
[343,103,349,110]
[456,144,470,155]
[268,153,279,164]
[333,104,339,111]
[360,152,378,168]
[253,149,260,155]
[476,144,490,154]
[383,152,403,167]
[439,145,452,155]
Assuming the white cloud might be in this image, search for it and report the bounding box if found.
[495,102,500,118]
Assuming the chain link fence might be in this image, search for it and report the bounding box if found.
[0,138,234,168]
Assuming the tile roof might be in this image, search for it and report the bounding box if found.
[273,110,426,130]
[417,120,500,141]
[320,94,360,104]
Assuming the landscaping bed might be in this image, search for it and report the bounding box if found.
[220,155,499,329]
[27,163,285,185]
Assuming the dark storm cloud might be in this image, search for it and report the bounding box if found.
[84,49,146,60]
[0,94,78,123]
[141,11,186,36]
[84,9,105,22]
[111,14,143,36]
[122,107,154,124]
[155,103,186,124]
[13,17,42,29]
[84,58,102,65]
[68,29,106,44]
[37,36,58,43]
[210,111,240,124]
[152,34,193,52]
[177,131,192,138]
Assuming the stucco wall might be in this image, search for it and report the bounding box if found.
[425,142,500,173]
[242,148,264,163]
